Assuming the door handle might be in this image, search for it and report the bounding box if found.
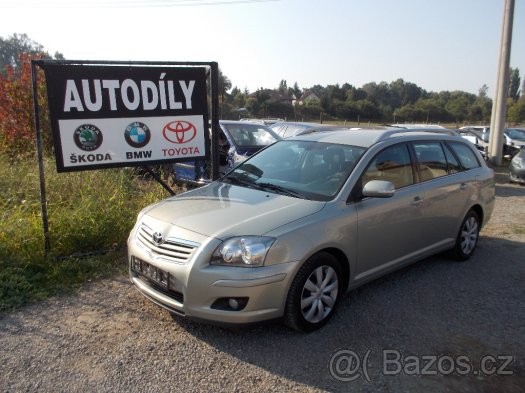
[460,182,468,190]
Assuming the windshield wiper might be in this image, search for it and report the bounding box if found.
[222,176,252,187]
[256,182,308,199]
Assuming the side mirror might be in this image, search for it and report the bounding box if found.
[362,180,395,198]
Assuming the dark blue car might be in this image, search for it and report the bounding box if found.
[174,120,280,184]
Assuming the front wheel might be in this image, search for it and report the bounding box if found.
[284,252,343,332]
[451,210,480,261]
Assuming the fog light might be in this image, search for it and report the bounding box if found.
[211,297,248,311]
[228,298,239,310]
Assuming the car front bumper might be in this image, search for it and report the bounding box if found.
[127,218,299,325]
[509,165,525,184]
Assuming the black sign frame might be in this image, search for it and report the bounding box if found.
[37,60,217,173]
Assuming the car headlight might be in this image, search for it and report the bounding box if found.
[210,236,275,267]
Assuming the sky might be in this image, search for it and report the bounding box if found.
[0,0,524,97]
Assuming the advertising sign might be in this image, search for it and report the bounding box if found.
[42,64,209,172]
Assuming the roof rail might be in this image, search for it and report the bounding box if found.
[375,127,459,142]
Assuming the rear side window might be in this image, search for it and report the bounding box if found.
[448,142,480,170]
[413,142,448,181]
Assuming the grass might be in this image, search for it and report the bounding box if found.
[0,152,169,313]
[511,224,525,235]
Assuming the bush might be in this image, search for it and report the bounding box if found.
[0,53,52,159]
[0,152,168,312]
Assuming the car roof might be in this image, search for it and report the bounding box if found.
[390,123,447,129]
[271,121,329,127]
[460,125,490,129]
[219,120,265,125]
[287,127,462,148]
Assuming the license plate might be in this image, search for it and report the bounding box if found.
[131,257,170,290]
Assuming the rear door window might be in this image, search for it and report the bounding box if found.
[361,144,414,189]
[413,142,448,181]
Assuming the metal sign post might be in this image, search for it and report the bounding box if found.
[31,61,50,256]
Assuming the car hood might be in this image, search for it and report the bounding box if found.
[142,181,325,239]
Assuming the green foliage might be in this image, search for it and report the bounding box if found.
[507,99,525,124]
[0,33,63,75]
[0,33,43,73]
[0,153,167,312]
[224,77,503,124]
[508,67,521,101]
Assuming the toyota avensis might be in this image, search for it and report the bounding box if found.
[128,128,495,332]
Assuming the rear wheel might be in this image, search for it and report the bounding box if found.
[451,210,480,261]
[284,252,342,332]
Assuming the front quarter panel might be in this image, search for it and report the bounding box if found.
[264,201,358,285]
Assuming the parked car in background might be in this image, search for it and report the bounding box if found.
[458,127,489,148]
[391,124,447,130]
[173,120,280,183]
[240,118,284,126]
[458,127,489,159]
[459,125,490,138]
[510,146,525,184]
[460,126,525,147]
[269,121,348,138]
[129,128,495,332]
[504,128,525,148]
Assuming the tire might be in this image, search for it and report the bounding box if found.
[284,252,343,332]
[451,210,480,261]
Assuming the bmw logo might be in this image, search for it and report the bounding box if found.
[74,124,103,151]
[125,122,151,148]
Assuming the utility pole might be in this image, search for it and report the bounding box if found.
[489,0,515,166]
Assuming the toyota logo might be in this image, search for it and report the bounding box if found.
[152,231,164,245]
[163,120,197,144]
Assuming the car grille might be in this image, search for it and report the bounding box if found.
[136,223,199,264]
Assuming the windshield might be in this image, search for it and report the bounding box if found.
[221,123,280,147]
[221,140,367,201]
[505,128,525,141]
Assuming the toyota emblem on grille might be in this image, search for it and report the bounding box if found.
[152,231,164,245]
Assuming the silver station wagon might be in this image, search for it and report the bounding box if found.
[128,128,495,332]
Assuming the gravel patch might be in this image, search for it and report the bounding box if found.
[1,168,524,392]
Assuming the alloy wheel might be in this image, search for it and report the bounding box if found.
[461,216,479,255]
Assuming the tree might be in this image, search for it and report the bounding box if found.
[508,67,521,101]
[230,86,247,111]
[507,99,525,124]
[292,82,301,98]
[471,92,492,122]
[446,91,476,124]
[218,69,232,119]
[0,34,65,157]
[0,33,63,76]
[478,84,489,98]
[0,53,51,158]
[245,89,271,118]
[415,99,448,123]
[278,79,288,94]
